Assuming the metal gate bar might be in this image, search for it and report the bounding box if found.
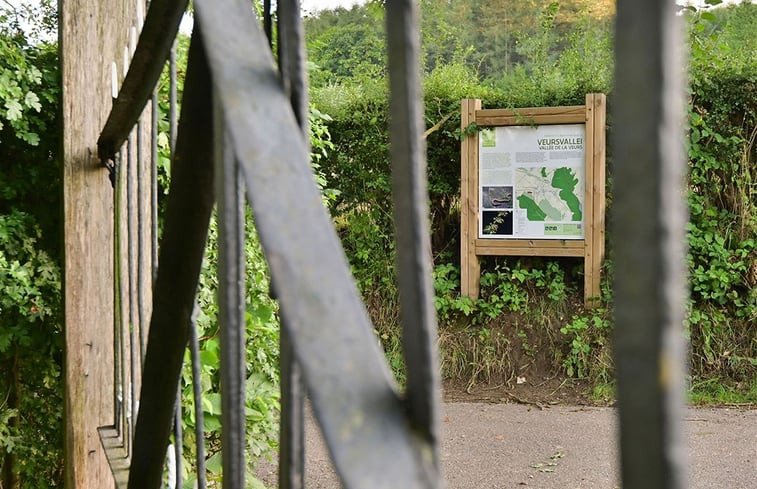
[168,40,184,489]
[127,32,215,488]
[277,1,308,487]
[386,0,441,456]
[193,0,440,486]
[188,311,209,489]
[613,1,688,488]
[86,1,689,488]
[215,92,247,489]
[98,0,188,161]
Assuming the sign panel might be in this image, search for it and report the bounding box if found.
[478,124,586,239]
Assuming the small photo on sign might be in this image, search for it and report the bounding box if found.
[481,128,496,148]
[482,186,513,209]
[482,210,513,236]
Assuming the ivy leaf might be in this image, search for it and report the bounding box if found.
[26,65,42,84]
[701,12,716,22]
[24,91,41,112]
[22,131,40,146]
[5,99,22,121]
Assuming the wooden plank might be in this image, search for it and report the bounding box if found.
[468,99,482,298]
[591,94,607,306]
[460,99,481,299]
[474,239,584,250]
[476,113,586,127]
[62,1,146,487]
[583,94,597,307]
[475,106,585,126]
[97,427,129,489]
[475,246,585,257]
[459,99,471,297]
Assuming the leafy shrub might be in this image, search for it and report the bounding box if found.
[0,211,62,488]
[308,1,756,395]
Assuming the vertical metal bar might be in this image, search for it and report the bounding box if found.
[189,314,208,489]
[118,150,129,453]
[151,90,159,283]
[128,31,215,489]
[263,0,273,47]
[127,129,139,454]
[174,385,183,489]
[168,43,184,489]
[214,93,246,489]
[138,117,147,361]
[170,42,178,155]
[613,1,688,488]
[385,0,441,470]
[276,1,306,487]
[114,156,124,439]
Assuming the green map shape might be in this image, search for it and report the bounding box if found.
[517,195,548,221]
[516,167,582,222]
[550,168,582,221]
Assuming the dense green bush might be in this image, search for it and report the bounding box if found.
[308,1,756,398]
[0,2,62,486]
[685,3,756,388]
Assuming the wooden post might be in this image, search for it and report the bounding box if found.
[460,98,481,299]
[61,1,151,487]
[583,93,606,308]
[590,94,607,307]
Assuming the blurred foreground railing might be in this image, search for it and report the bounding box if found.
[62,0,687,488]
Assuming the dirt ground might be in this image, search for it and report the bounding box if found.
[443,377,601,407]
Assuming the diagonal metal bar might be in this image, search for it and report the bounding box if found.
[385,0,441,458]
[193,1,439,487]
[277,0,308,487]
[613,1,688,488]
[98,0,189,161]
[214,96,247,489]
[127,30,215,489]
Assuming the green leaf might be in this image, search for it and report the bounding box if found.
[205,451,222,474]
[21,131,40,146]
[204,414,221,432]
[24,91,41,112]
[5,99,22,121]
[701,12,716,22]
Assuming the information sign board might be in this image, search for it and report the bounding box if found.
[460,95,606,307]
[478,124,586,240]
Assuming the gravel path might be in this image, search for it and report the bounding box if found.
[256,402,756,488]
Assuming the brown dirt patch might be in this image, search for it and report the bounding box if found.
[443,376,609,408]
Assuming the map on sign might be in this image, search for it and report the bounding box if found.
[478,124,585,239]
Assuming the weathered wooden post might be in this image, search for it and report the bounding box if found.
[61,1,151,487]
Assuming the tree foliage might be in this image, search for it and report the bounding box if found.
[306,0,756,394]
[0,2,62,487]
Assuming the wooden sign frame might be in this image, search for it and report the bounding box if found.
[460,94,606,308]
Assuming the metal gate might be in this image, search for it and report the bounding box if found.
[61,0,689,488]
